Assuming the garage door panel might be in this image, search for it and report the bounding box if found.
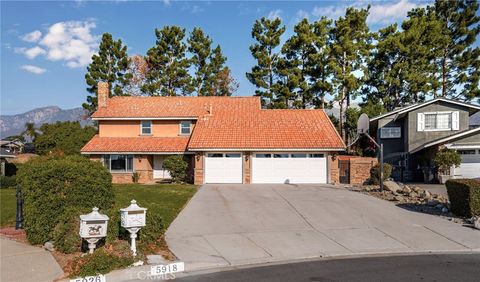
[205,154,242,183]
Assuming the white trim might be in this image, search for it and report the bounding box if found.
[82,151,193,155]
[422,111,453,131]
[380,127,401,138]
[371,98,480,122]
[179,120,192,136]
[189,148,344,152]
[140,120,152,135]
[445,143,480,150]
[92,117,198,121]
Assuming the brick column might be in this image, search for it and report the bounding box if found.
[329,155,339,184]
[194,152,204,185]
[243,152,251,184]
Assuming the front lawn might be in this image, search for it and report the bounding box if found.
[0,189,16,227]
[0,184,197,230]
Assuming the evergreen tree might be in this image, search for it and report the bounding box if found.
[143,26,193,96]
[311,17,333,109]
[84,33,131,114]
[188,27,214,96]
[431,0,480,100]
[329,7,372,142]
[246,17,286,107]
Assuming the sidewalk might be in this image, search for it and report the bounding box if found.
[0,237,64,282]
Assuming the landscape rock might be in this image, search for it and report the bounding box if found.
[43,241,55,252]
[402,186,412,194]
[394,196,404,202]
[474,218,480,230]
[131,261,144,267]
[384,181,401,193]
[441,208,449,213]
[413,186,421,193]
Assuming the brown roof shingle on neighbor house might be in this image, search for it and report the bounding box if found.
[81,135,190,153]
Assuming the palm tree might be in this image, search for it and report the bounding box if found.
[22,122,38,141]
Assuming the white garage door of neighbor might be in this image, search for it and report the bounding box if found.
[252,153,327,184]
[204,153,243,183]
[454,149,480,179]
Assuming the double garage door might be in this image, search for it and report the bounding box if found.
[204,152,327,184]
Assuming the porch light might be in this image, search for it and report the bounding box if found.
[120,200,147,256]
[79,207,109,254]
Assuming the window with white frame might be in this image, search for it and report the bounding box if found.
[418,111,459,131]
[380,127,401,138]
[141,121,152,135]
[180,121,191,135]
[103,155,133,172]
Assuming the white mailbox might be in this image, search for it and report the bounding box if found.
[120,200,147,228]
[120,200,147,256]
[79,207,109,253]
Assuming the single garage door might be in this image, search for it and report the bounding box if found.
[454,149,480,179]
[204,153,243,183]
[252,153,327,184]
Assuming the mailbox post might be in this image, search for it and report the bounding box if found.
[79,207,109,254]
[120,200,147,256]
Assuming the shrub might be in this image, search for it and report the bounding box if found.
[445,179,480,217]
[369,163,392,185]
[17,155,114,245]
[434,149,461,175]
[53,207,85,253]
[132,172,140,183]
[0,175,16,189]
[69,248,134,278]
[163,155,188,183]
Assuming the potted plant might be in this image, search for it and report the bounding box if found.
[433,148,461,184]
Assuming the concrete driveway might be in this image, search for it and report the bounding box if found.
[165,184,480,271]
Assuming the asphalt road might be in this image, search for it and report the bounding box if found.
[174,254,480,282]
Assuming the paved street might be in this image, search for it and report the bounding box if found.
[174,254,480,282]
[0,237,63,282]
[166,184,480,272]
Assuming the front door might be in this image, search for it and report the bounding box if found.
[154,155,171,179]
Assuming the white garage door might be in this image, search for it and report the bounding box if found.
[204,153,243,183]
[454,149,480,179]
[252,153,327,184]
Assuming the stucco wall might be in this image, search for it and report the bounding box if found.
[99,120,196,137]
[450,131,480,145]
[407,101,470,152]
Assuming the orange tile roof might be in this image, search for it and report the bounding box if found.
[91,96,261,118]
[189,109,345,150]
[81,135,189,153]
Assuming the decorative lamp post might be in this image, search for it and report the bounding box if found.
[120,200,147,256]
[79,207,109,254]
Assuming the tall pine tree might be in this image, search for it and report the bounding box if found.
[246,17,286,107]
[143,26,193,96]
[84,33,131,114]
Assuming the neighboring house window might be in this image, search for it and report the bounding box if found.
[180,121,191,135]
[141,121,152,135]
[458,149,476,155]
[103,155,133,172]
[380,127,401,139]
[418,111,459,131]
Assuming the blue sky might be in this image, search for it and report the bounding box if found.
[0,0,441,115]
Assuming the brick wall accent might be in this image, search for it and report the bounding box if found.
[194,152,204,185]
[349,157,378,185]
[329,155,339,184]
[243,152,251,184]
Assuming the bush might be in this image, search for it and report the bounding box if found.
[369,163,392,185]
[17,155,114,245]
[434,149,461,175]
[163,155,188,183]
[445,179,480,217]
[70,248,134,278]
[132,172,140,183]
[0,175,16,189]
[53,207,85,253]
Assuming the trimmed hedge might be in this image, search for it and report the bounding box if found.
[445,179,480,217]
[17,155,114,245]
[369,163,392,185]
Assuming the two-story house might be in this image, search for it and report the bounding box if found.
[81,82,345,184]
[369,98,480,182]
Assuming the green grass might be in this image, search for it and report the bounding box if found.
[1,189,17,227]
[0,184,197,230]
[113,184,197,229]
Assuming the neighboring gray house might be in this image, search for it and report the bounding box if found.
[369,98,480,182]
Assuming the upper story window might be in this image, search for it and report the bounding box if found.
[380,127,401,139]
[141,121,152,135]
[180,121,191,135]
[418,111,459,131]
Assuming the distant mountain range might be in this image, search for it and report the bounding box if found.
[0,106,92,138]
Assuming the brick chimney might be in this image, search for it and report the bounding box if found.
[97,82,109,108]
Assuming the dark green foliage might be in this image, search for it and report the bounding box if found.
[138,212,163,244]
[0,176,16,189]
[70,248,134,278]
[143,26,193,96]
[17,155,114,244]
[434,149,461,174]
[53,207,84,254]
[132,172,140,183]
[34,121,96,156]
[445,179,480,217]
[370,163,393,185]
[4,135,26,142]
[163,155,188,183]
[84,33,132,114]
